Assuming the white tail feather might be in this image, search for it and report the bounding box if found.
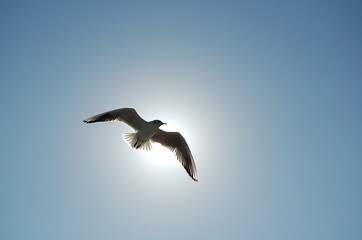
[122,133,152,151]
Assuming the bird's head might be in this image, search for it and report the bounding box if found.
[152,120,167,127]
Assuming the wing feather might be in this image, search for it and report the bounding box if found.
[152,130,198,181]
[83,108,146,131]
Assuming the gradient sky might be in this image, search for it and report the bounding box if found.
[1,1,362,239]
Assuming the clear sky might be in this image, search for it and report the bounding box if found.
[1,1,361,239]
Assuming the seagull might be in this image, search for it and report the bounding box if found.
[83,108,198,181]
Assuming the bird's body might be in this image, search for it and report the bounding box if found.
[83,108,198,181]
[135,121,164,147]
[123,121,163,151]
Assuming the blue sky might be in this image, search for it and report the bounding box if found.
[1,1,361,239]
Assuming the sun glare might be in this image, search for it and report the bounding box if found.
[140,122,185,168]
[143,142,177,168]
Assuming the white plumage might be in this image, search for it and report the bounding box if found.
[83,108,198,181]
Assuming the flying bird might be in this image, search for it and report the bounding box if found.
[83,108,198,181]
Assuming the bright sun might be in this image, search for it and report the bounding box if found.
[140,123,183,168]
[144,142,177,167]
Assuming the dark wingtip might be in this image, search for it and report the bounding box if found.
[191,175,198,182]
[83,119,91,124]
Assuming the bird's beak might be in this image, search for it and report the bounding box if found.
[163,123,167,125]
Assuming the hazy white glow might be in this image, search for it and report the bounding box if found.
[143,142,177,168]
[137,123,182,169]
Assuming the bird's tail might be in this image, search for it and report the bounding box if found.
[123,133,152,151]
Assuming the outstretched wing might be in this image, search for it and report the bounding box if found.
[83,108,146,131]
[152,130,198,181]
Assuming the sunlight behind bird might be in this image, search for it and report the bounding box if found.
[141,142,178,168]
[83,108,198,181]
[141,122,182,168]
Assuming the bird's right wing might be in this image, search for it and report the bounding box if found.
[152,130,198,181]
[83,108,146,131]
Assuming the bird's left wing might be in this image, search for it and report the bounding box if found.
[152,130,198,181]
[83,108,146,131]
